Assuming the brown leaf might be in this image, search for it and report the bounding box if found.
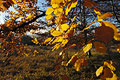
[95,26,114,43]
[71,55,78,65]
[94,41,107,53]
[104,67,113,78]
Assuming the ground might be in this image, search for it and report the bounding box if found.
[0,45,120,80]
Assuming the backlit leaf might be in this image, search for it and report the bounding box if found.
[104,60,116,71]
[65,0,78,15]
[52,4,59,8]
[94,8,101,16]
[99,13,113,19]
[51,30,62,36]
[32,38,39,44]
[60,23,69,31]
[96,66,104,77]
[46,14,53,21]
[83,43,92,53]
[74,58,87,71]
[44,37,52,44]
[46,7,54,15]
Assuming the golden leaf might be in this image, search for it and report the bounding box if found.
[96,66,104,77]
[32,38,39,44]
[52,4,59,8]
[60,23,69,31]
[65,0,78,15]
[94,8,101,16]
[33,50,39,56]
[66,53,78,66]
[83,43,92,53]
[61,39,68,47]
[46,14,53,21]
[44,37,52,44]
[74,58,87,71]
[54,8,63,16]
[51,0,64,5]
[12,0,17,4]
[99,13,113,19]
[104,60,116,71]
[95,26,114,43]
[46,7,54,15]
[51,30,62,36]
[94,41,107,53]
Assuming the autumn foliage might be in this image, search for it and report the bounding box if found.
[0,0,120,79]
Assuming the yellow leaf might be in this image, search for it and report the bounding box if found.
[51,30,62,36]
[94,8,101,16]
[52,43,61,51]
[44,37,52,44]
[60,23,69,32]
[52,4,59,8]
[61,39,68,47]
[32,38,39,44]
[99,12,113,19]
[104,61,116,71]
[74,58,87,71]
[51,0,64,5]
[46,14,53,21]
[83,43,92,53]
[12,0,17,4]
[96,66,104,77]
[46,7,54,15]
[66,53,78,66]
[54,8,63,16]
[65,0,78,15]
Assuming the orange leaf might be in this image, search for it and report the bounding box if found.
[94,41,107,53]
[99,13,113,19]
